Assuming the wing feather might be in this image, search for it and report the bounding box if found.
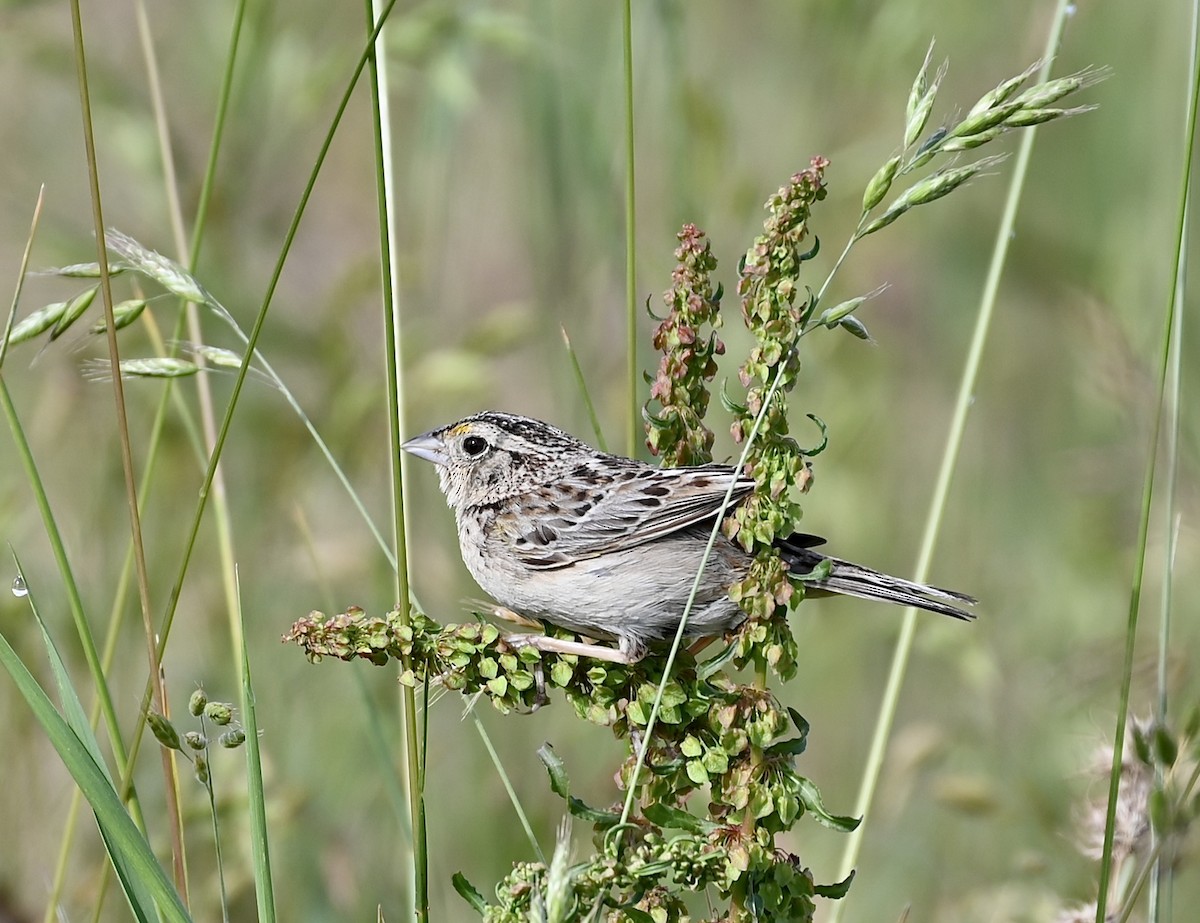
[510,463,753,569]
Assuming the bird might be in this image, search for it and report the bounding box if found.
[402,411,975,664]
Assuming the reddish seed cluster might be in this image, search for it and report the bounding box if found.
[644,224,725,467]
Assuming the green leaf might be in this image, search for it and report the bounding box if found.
[484,672,508,696]
[685,760,710,785]
[1132,725,1152,765]
[814,869,856,899]
[701,748,729,775]
[796,777,860,832]
[451,872,488,915]
[642,801,718,835]
[15,559,159,923]
[239,604,277,923]
[538,743,571,800]
[795,413,828,456]
[627,700,650,726]
[764,735,808,759]
[0,626,192,922]
[795,558,832,583]
[537,744,620,828]
[659,682,687,709]
[1149,788,1170,834]
[1153,724,1179,768]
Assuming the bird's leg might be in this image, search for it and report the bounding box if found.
[501,632,637,664]
[687,636,717,657]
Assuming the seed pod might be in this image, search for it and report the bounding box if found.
[204,702,233,726]
[147,712,181,751]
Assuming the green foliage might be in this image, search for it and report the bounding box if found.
[287,603,854,920]
[287,53,1105,909]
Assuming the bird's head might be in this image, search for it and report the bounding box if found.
[401,411,590,511]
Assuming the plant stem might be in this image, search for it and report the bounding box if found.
[365,0,427,916]
[68,0,187,898]
[1097,4,1199,920]
[829,8,1073,914]
[622,0,638,457]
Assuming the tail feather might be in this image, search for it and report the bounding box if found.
[778,541,977,622]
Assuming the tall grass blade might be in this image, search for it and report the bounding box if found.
[830,6,1076,913]
[0,618,191,922]
[68,0,188,896]
[622,0,638,456]
[561,325,607,450]
[238,588,277,923]
[365,0,426,916]
[1097,3,1199,919]
[11,558,156,923]
[1,187,45,371]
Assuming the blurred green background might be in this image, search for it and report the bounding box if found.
[0,0,1196,920]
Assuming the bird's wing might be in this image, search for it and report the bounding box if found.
[506,462,754,569]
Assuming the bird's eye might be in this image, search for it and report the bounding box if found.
[462,435,488,457]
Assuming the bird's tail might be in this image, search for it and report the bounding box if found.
[778,538,977,621]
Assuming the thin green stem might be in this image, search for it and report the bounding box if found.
[239,591,277,923]
[0,187,43,371]
[561,325,608,451]
[202,744,231,923]
[69,0,188,899]
[471,713,546,864]
[1150,8,1195,923]
[137,0,247,695]
[1096,4,1200,919]
[830,10,1075,911]
[365,0,426,917]
[64,4,248,914]
[112,0,402,834]
[618,353,792,829]
[622,0,638,457]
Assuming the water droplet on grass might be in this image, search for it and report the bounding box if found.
[11,576,28,598]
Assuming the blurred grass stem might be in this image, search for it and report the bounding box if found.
[365,0,427,916]
[1101,2,1199,919]
[829,5,1075,911]
[47,1,250,915]
[622,0,638,456]
[69,0,188,899]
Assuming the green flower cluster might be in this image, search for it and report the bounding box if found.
[478,826,849,923]
[285,606,856,921]
[644,224,725,466]
[723,156,830,681]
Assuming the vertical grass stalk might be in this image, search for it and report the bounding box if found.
[622,0,638,456]
[1097,3,1199,919]
[829,4,1075,911]
[365,0,427,917]
[67,0,188,898]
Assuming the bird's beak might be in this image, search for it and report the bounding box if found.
[401,431,449,466]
